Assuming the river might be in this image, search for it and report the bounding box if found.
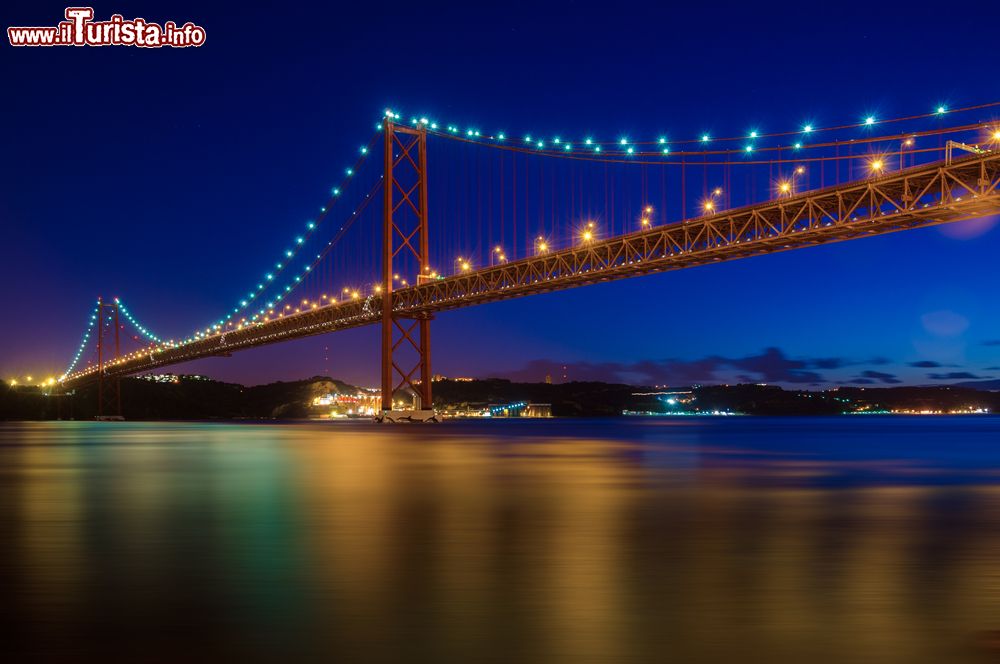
[2,417,999,662]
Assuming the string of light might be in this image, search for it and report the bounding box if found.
[116,298,162,344]
[192,128,382,341]
[429,121,992,164]
[385,100,1000,157]
[60,300,100,380]
[243,176,385,325]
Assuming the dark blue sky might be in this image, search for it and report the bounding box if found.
[4,1,1000,388]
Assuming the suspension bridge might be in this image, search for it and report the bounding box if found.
[54,103,1000,419]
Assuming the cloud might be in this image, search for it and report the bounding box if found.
[927,371,989,381]
[854,370,903,385]
[909,360,943,368]
[491,348,882,386]
[921,310,969,337]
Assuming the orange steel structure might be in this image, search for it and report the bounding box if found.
[381,120,432,412]
[61,149,1000,392]
[95,296,122,417]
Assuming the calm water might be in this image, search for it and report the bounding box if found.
[2,417,1000,663]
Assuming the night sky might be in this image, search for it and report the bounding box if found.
[4,1,1000,388]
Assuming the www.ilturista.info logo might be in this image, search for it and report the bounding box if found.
[8,7,206,48]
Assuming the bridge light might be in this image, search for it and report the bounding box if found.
[645,205,653,214]
[803,124,813,133]
[992,129,1000,142]
[870,158,884,173]
[936,105,947,114]
[626,147,634,154]
[794,142,802,149]
[713,187,723,196]
[658,137,666,144]
[778,181,791,194]
[795,166,805,175]
[619,138,628,145]
[749,130,758,138]
[703,200,715,213]
[497,133,505,140]
[744,145,753,153]
[864,116,875,126]
[582,230,593,242]
[584,138,592,145]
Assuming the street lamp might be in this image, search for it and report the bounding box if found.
[534,236,549,254]
[641,205,654,228]
[491,246,507,266]
[778,167,806,197]
[701,188,723,215]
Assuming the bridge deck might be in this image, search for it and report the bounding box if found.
[62,151,1000,388]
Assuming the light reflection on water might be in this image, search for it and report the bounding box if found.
[2,417,1000,662]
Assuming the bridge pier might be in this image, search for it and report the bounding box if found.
[380,119,435,421]
[96,296,123,420]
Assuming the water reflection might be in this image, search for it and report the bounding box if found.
[1,419,1000,662]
